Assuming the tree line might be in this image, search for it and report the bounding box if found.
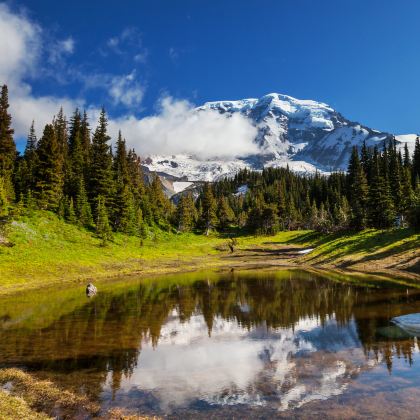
[179,138,420,234]
[0,85,173,244]
[1,83,419,240]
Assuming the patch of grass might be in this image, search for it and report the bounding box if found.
[0,390,51,420]
[0,368,99,418]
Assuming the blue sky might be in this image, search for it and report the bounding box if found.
[1,0,420,149]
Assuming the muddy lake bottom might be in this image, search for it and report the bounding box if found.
[2,268,420,419]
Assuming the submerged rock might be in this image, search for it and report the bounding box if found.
[391,314,420,336]
[376,325,412,340]
[86,283,97,297]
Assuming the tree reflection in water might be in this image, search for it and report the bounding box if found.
[1,269,420,415]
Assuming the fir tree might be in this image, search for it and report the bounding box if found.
[89,108,114,207]
[347,147,368,230]
[413,136,420,185]
[34,124,63,210]
[368,156,396,229]
[96,195,113,245]
[176,193,197,232]
[75,178,93,227]
[66,197,77,224]
[200,183,218,235]
[0,176,10,223]
[217,196,235,230]
[0,85,16,199]
[115,185,137,234]
[23,121,38,191]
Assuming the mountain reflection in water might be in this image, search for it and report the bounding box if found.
[1,269,420,417]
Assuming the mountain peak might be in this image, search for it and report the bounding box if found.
[143,93,414,189]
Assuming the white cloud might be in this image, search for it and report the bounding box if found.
[0,4,82,140]
[0,4,258,160]
[0,4,41,85]
[48,36,75,65]
[109,70,145,107]
[109,96,259,159]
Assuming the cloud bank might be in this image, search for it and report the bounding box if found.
[111,97,258,159]
[0,4,258,160]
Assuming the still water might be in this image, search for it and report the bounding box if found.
[2,269,420,418]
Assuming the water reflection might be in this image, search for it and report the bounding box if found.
[1,269,420,416]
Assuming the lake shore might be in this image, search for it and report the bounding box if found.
[0,212,419,296]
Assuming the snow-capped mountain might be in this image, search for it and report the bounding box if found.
[142,93,417,189]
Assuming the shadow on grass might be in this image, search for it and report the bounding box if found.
[301,228,419,268]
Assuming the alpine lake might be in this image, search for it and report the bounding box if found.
[2,268,420,419]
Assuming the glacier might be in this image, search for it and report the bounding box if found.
[142,93,418,189]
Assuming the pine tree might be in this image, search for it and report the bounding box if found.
[75,177,93,227]
[347,147,368,230]
[136,208,147,243]
[176,193,197,232]
[200,183,218,235]
[89,108,114,207]
[403,143,411,168]
[0,85,16,199]
[261,203,279,234]
[0,176,10,223]
[388,139,403,214]
[217,196,235,230]
[413,136,420,185]
[34,124,63,210]
[115,185,137,234]
[368,155,396,229]
[96,195,113,245]
[149,173,171,225]
[400,166,414,226]
[24,121,38,191]
[80,110,91,180]
[66,197,77,224]
[360,140,372,183]
[67,109,84,197]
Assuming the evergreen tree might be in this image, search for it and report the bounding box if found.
[54,108,68,158]
[403,143,411,168]
[347,147,368,229]
[217,196,235,230]
[136,208,148,243]
[66,197,77,224]
[96,195,113,245]
[360,140,372,183]
[0,85,16,199]
[413,136,420,185]
[89,108,114,207]
[75,178,93,227]
[115,185,137,234]
[67,109,84,197]
[149,173,171,225]
[34,124,63,210]
[176,193,197,232]
[0,176,10,224]
[261,203,280,234]
[80,110,91,180]
[24,121,38,191]
[200,183,218,235]
[367,155,396,229]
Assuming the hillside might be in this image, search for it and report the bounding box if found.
[0,211,418,296]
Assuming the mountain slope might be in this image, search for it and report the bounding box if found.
[143,93,417,185]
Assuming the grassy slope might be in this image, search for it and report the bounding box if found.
[292,229,419,275]
[0,211,418,295]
